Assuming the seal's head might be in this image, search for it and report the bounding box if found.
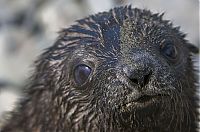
[2,6,199,132]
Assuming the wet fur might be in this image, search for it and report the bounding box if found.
[2,6,199,132]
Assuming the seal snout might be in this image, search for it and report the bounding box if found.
[123,53,154,90]
[121,53,164,105]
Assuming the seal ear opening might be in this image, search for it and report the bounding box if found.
[187,43,199,54]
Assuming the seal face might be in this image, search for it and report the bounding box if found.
[2,6,199,132]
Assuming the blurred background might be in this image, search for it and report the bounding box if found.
[0,0,199,128]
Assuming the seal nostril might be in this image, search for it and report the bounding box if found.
[143,71,152,86]
[131,78,139,85]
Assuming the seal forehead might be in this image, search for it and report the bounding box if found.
[59,6,178,59]
[119,19,151,60]
[89,7,168,56]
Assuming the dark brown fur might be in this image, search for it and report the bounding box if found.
[2,6,199,132]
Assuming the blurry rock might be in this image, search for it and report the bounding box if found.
[0,28,38,85]
[0,82,21,128]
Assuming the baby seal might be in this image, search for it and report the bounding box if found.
[2,6,199,132]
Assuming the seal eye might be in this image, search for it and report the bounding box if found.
[74,64,92,85]
[160,41,177,59]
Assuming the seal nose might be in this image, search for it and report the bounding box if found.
[124,59,153,88]
[122,50,155,89]
[128,71,152,88]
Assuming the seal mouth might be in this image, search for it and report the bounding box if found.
[122,94,166,109]
[135,94,161,103]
